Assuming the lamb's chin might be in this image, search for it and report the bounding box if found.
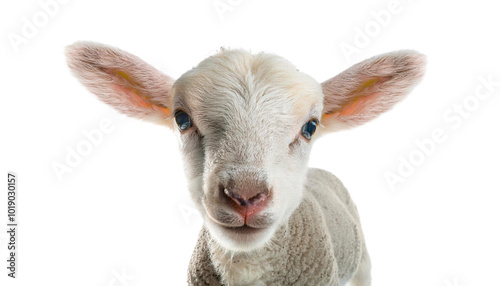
[206,219,277,252]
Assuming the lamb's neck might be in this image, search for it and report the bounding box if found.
[207,226,288,286]
[207,196,337,285]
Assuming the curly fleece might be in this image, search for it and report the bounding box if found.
[188,169,366,286]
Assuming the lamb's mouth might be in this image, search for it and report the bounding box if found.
[210,219,276,250]
[222,224,266,235]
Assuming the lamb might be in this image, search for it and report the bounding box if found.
[65,42,425,286]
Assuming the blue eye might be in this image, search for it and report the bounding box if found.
[301,120,317,140]
[174,110,192,131]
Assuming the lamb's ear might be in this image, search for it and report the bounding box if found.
[321,51,425,132]
[65,41,174,127]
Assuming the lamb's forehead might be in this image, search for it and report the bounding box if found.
[172,49,324,133]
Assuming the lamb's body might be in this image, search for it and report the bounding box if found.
[189,168,369,286]
[66,42,424,286]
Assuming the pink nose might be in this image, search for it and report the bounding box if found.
[223,188,270,219]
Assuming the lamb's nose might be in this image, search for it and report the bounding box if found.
[223,188,269,207]
[222,182,270,219]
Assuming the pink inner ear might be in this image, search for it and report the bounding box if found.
[322,78,385,121]
[338,83,389,117]
[338,93,380,116]
[111,83,171,117]
[107,68,172,118]
[322,93,380,124]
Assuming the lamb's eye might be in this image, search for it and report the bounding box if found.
[174,110,192,131]
[301,120,317,140]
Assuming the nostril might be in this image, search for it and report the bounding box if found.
[224,189,248,206]
[224,188,269,207]
[248,191,269,205]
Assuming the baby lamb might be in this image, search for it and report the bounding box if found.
[66,42,425,286]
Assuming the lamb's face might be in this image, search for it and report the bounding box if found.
[173,50,324,251]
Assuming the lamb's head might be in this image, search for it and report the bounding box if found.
[171,51,324,251]
[66,42,425,252]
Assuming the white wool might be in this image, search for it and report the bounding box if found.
[66,42,425,285]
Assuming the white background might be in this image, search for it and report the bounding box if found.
[1,0,499,285]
